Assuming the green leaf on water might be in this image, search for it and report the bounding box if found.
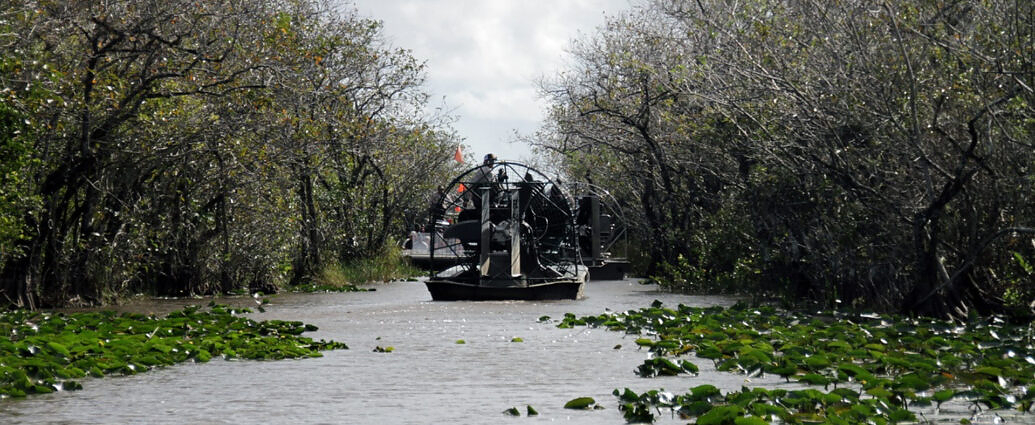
[634,338,654,347]
[697,405,744,425]
[933,389,955,405]
[682,400,713,416]
[894,373,930,391]
[46,342,70,357]
[974,366,1002,377]
[689,384,721,401]
[734,416,770,425]
[864,343,886,352]
[32,384,54,394]
[564,397,596,409]
[614,387,639,402]
[797,373,831,388]
[767,361,797,380]
[888,407,915,422]
[620,401,655,422]
[804,354,832,370]
[825,340,852,351]
[837,363,874,381]
[866,386,894,399]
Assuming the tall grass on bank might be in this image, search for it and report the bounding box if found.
[312,244,421,290]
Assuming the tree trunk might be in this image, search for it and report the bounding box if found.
[292,166,321,285]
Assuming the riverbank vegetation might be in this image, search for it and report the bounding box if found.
[0,304,346,398]
[561,301,1035,424]
[3,0,1033,321]
[292,244,420,293]
[535,0,1035,318]
[0,0,461,309]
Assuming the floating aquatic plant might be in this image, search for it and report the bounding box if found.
[564,396,599,410]
[561,301,1035,423]
[635,357,699,378]
[0,304,347,399]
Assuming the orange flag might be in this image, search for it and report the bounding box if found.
[453,145,463,163]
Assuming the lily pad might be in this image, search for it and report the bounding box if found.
[564,396,597,409]
[560,302,1035,424]
[0,305,347,398]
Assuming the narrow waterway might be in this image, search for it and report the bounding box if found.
[0,279,1010,424]
[0,279,754,424]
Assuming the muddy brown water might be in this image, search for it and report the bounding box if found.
[0,279,1016,424]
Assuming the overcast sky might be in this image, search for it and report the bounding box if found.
[351,0,632,163]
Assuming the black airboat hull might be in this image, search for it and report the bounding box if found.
[425,279,585,301]
[586,260,630,281]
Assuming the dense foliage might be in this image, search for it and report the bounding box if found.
[0,0,461,308]
[536,0,1035,317]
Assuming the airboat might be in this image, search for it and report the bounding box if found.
[570,183,630,281]
[424,161,587,300]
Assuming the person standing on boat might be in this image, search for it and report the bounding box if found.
[472,153,496,185]
[428,185,446,221]
[468,153,497,211]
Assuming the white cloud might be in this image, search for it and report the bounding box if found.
[453,87,542,121]
[351,0,631,161]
